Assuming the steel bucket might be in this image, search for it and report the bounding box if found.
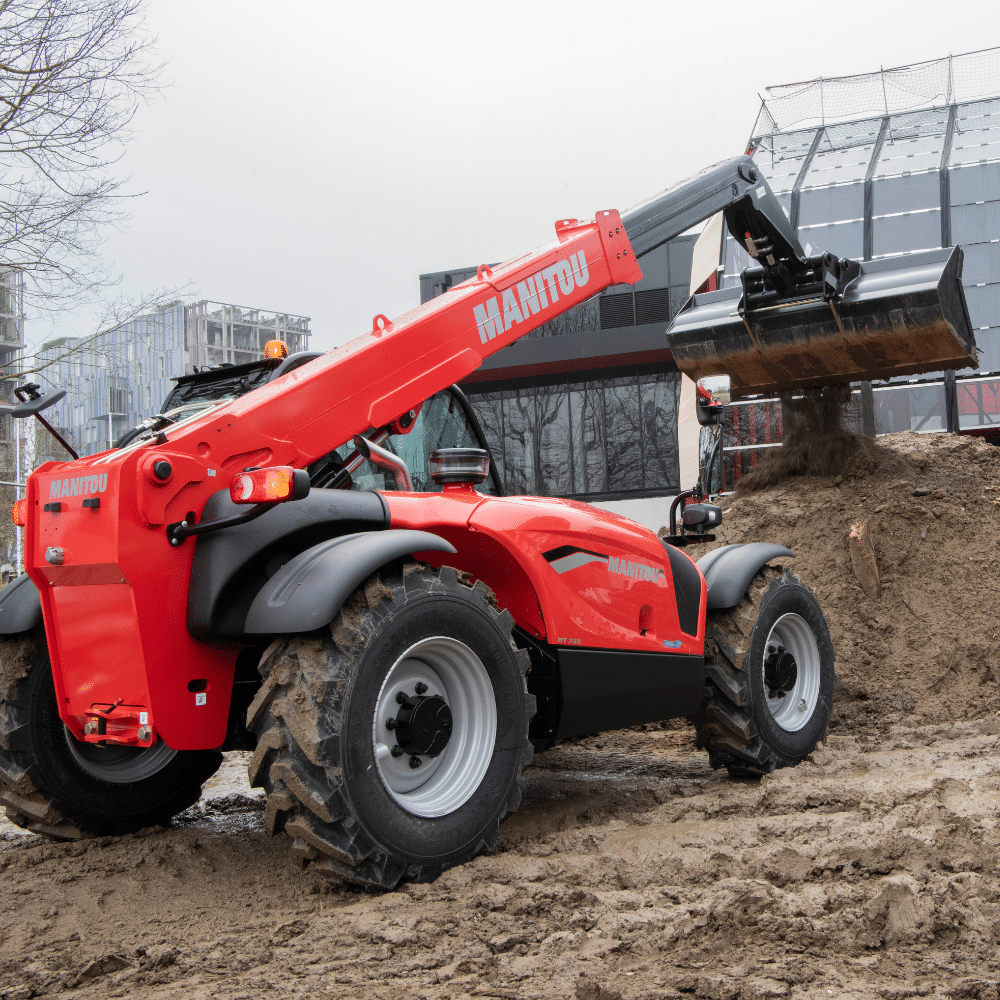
[667,247,977,399]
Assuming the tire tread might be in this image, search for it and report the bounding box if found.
[248,561,534,889]
[693,566,832,778]
[0,627,221,838]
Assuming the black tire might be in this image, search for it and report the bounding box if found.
[0,627,222,839]
[246,562,534,889]
[693,566,835,778]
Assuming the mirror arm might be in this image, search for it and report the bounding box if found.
[13,386,78,460]
[34,412,79,461]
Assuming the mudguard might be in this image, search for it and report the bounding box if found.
[0,574,42,635]
[696,543,794,611]
[244,530,457,635]
[187,488,391,643]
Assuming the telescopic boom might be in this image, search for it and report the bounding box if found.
[621,155,976,398]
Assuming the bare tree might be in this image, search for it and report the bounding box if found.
[0,0,159,310]
[12,285,186,381]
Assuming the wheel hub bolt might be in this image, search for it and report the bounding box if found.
[409,756,422,769]
[391,745,404,758]
[385,718,397,730]
[764,644,797,697]
[396,691,409,704]
[414,682,428,694]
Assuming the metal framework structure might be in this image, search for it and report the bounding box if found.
[184,301,310,371]
[752,46,1000,135]
[36,299,311,457]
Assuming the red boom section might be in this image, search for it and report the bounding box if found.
[25,212,643,750]
[186,210,641,469]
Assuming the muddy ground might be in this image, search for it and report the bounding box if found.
[4,430,1000,999]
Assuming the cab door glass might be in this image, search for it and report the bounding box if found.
[313,390,497,494]
[389,392,494,493]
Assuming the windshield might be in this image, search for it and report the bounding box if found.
[160,362,276,414]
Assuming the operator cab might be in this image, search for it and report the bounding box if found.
[137,352,503,496]
[307,387,502,496]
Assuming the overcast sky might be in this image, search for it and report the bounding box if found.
[36,0,996,354]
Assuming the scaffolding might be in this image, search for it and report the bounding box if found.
[752,46,1000,137]
[0,270,25,579]
[185,301,311,371]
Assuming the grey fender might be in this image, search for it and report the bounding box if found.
[244,529,457,635]
[0,574,42,635]
[696,543,794,611]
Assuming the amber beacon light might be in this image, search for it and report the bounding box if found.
[264,340,289,359]
[11,498,26,526]
[229,466,309,504]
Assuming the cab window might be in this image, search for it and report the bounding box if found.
[309,389,499,494]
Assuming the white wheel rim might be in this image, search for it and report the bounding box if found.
[762,612,821,733]
[64,727,177,783]
[372,636,496,818]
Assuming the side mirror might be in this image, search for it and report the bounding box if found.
[11,384,66,418]
[695,375,730,426]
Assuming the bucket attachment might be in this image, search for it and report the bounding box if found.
[667,246,977,399]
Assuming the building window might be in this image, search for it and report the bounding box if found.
[467,369,681,501]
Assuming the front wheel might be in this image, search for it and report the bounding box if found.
[693,566,835,777]
[0,628,222,838]
[247,563,534,889]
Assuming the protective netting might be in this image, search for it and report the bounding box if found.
[752,47,1000,136]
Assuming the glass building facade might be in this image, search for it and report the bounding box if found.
[728,97,1000,374]
[37,302,188,456]
[38,299,311,457]
[470,370,679,499]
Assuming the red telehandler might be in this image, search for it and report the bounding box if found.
[0,156,976,888]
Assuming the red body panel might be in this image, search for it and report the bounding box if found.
[385,486,706,657]
[23,212,648,750]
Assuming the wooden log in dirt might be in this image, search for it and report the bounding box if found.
[849,519,881,600]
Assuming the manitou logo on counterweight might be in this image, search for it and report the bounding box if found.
[473,251,590,345]
[49,474,108,499]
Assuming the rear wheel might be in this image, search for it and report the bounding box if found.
[247,562,534,889]
[0,628,222,838]
[693,566,835,777]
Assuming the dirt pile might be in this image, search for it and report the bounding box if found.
[697,429,1000,733]
[6,725,1000,998]
[5,429,1000,998]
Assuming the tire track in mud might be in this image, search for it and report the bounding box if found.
[3,720,1000,999]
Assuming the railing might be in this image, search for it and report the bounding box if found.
[708,372,1000,491]
[752,46,1000,135]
